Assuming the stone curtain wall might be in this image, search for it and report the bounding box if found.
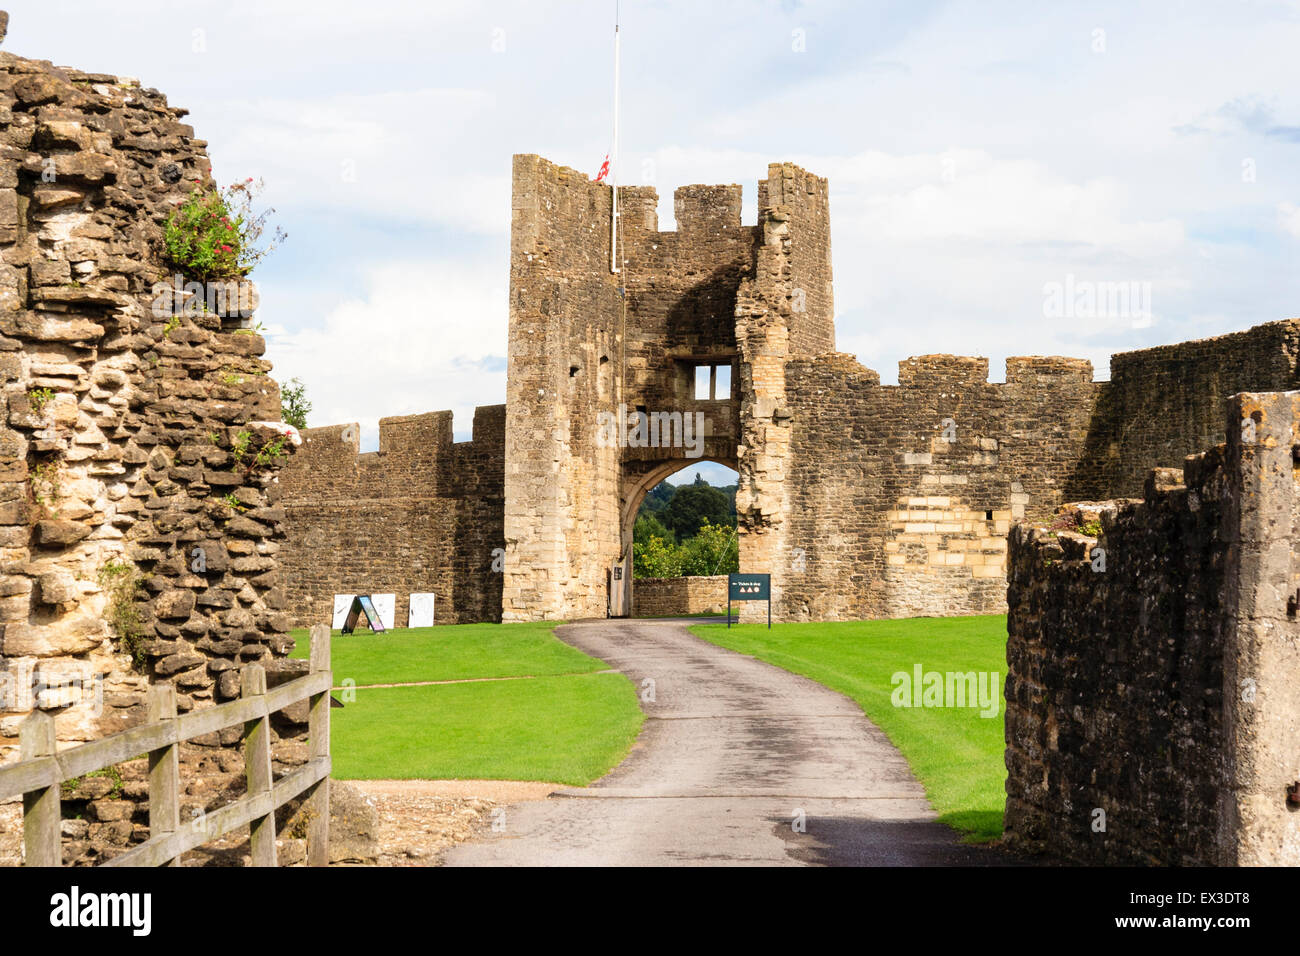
[1005,393,1300,865]
[632,575,727,618]
[1068,319,1300,500]
[279,406,505,627]
[773,353,1099,620]
[275,146,1300,631]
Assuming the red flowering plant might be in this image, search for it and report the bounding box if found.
[162,176,286,281]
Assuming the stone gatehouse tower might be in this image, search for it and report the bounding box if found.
[500,155,833,622]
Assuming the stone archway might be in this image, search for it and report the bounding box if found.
[614,457,739,617]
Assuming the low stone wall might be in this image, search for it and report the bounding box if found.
[1004,391,1300,865]
[632,575,727,617]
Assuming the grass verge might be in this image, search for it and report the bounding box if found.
[289,622,643,785]
[288,622,603,686]
[330,674,643,784]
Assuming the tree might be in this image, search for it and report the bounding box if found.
[661,483,733,540]
[280,377,311,430]
[636,481,676,522]
[678,519,739,575]
[633,532,683,579]
[634,514,675,546]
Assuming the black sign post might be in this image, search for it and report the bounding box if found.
[727,573,772,629]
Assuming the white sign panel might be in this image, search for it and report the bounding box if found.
[409,592,436,628]
[331,594,355,629]
[371,593,396,630]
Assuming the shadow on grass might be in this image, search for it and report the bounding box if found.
[940,808,1006,844]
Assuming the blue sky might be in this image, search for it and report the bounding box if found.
[10,1,1300,486]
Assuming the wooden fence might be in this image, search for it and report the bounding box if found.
[0,623,332,867]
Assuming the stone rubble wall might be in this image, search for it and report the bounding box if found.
[278,406,505,627]
[1004,392,1300,865]
[0,33,299,863]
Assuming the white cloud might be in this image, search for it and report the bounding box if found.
[205,89,510,234]
[264,259,508,446]
[1280,202,1300,238]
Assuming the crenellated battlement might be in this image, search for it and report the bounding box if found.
[283,405,505,503]
[895,354,1096,388]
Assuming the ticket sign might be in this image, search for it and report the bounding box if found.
[727,573,772,629]
[728,574,771,601]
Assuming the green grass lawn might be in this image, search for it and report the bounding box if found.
[330,674,643,784]
[691,615,1007,842]
[294,622,643,784]
[288,622,605,686]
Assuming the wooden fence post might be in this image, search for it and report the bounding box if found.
[241,663,276,867]
[305,623,331,866]
[146,683,181,866]
[21,711,60,867]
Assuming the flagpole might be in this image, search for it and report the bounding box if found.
[610,8,620,275]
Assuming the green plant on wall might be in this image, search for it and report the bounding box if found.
[61,766,124,799]
[29,461,62,516]
[230,429,251,465]
[252,434,288,469]
[98,559,147,670]
[162,177,286,281]
[27,387,54,415]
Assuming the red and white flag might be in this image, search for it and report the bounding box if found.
[594,154,610,182]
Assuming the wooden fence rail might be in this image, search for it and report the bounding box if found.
[0,623,332,867]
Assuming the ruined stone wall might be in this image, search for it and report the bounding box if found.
[279,406,504,627]
[631,574,727,618]
[1004,392,1300,865]
[772,353,1099,620]
[0,34,299,862]
[1069,319,1300,500]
